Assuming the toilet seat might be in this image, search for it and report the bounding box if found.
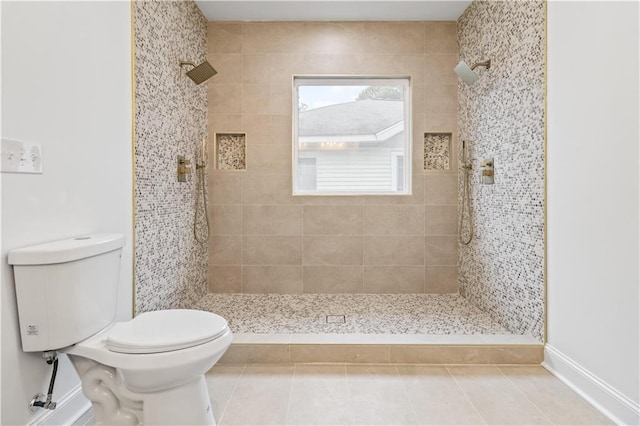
[106,309,228,354]
[64,310,233,373]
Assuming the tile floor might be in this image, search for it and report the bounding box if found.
[205,364,612,425]
[196,294,511,335]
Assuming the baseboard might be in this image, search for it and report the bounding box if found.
[543,345,640,425]
[72,407,95,426]
[28,384,91,426]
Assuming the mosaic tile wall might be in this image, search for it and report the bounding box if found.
[134,0,208,313]
[207,22,460,295]
[457,1,545,341]
[424,133,452,170]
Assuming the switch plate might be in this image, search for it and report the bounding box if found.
[1,139,43,174]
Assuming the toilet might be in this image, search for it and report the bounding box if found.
[8,234,232,425]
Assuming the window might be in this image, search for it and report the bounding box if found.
[298,157,317,190]
[293,77,412,195]
[391,152,404,191]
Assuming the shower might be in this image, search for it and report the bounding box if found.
[180,60,216,243]
[180,60,217,85]
[454,59,491,85]
[454,58,484,244]
[459,140,473,245]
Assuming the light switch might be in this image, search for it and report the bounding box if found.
[1,139,43,174]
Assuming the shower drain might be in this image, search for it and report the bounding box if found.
[326,315,346,324]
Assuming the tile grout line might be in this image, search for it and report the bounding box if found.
[339,363,350,425]
[445,365,489,426]
[283,363,297,425]
[217,363,247,425]
[498,366,556,425]
[344,362,356,425]
[394,364,425,425]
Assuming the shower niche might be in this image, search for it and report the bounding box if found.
[424,132,452,170]
[214,132,246,171]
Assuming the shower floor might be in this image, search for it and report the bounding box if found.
[195,293,511,335]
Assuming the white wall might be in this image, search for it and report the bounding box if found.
[0,3,4,422]
[546,2,639,425]
[1,2,132,425]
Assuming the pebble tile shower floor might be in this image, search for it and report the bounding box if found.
[196,294,511,335]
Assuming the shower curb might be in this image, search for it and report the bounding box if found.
[219,334,543,364]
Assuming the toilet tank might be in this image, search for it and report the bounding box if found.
[8,234,125,352]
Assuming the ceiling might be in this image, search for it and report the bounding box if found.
[195,1,471,22]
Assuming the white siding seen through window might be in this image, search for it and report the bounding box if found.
[293,77,412,195]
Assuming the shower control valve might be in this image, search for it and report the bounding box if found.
[178,155,192,182]
[480,158,494,185]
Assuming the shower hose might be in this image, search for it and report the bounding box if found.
[459,163,474,245]
[194,163,210,244]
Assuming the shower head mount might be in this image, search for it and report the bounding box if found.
[454,59,491,86]
[470,59,491,71]
[180,60,217,85]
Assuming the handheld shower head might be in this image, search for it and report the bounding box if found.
[180,61,217,85]
[454,59,491,86]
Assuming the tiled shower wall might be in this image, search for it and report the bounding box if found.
[207,22,459,294]
[457,1,545,340]
[134,1,208,312]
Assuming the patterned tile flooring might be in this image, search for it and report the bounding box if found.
[196,293,511,335]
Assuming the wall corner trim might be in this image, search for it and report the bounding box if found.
[543,345,640,426]
[28,384,91,426]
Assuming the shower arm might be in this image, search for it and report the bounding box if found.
[179,61,196,69]
[471,60,491,71]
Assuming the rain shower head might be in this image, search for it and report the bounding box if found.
[454,59,491,86]
[180,61,217,85]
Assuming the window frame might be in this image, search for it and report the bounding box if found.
[391,151,405,192]
[292,76,412,196]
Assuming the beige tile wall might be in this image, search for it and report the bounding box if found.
[207,22,458,294]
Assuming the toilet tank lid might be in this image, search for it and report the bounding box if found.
[8,233,125,265]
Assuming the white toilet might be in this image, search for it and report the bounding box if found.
[8,234,232,425]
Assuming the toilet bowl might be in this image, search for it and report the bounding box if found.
[69,309,231,391]
[66,309,232,425]
[8,234,232,425]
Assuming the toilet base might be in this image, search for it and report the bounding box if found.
[70,356,215,425]
[142,375,214,425]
